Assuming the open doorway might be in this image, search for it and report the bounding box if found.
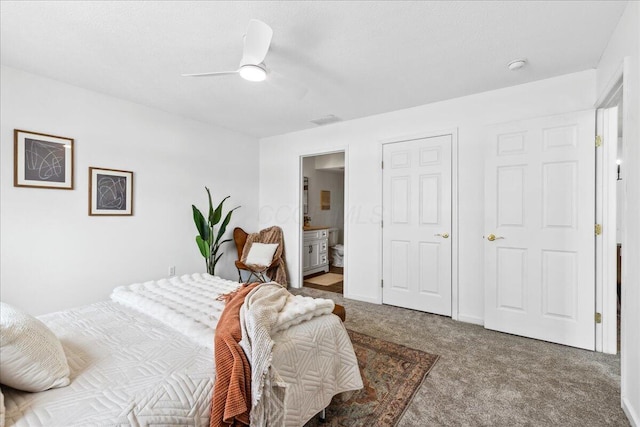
[300,152,345,295]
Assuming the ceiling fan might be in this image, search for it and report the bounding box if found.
[182,19,307,97]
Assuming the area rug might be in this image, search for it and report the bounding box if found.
[304,272,343,286]
[304,329,439,427]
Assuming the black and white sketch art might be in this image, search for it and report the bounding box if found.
[96,174,127,210]
[89,167,134,216]
[14,130,74,189]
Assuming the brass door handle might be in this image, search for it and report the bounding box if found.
[486,234,504,241]
[435,233,450,239]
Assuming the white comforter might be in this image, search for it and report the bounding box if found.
[3,301,214,426]
[2,274,362,427]
[112,273,362,426]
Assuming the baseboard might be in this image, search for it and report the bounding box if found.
[623,397,639,427]
[344,292,379,305]
[457,313,484,326]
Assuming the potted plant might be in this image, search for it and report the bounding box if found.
[192,187,239,275]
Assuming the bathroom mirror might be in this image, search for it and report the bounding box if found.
[303,177,309,215]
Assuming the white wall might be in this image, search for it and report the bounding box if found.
[596,2,640,425]
[0,66,259,315]
[259,70,596,322]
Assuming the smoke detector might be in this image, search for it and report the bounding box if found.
[310,114,342,126]
[508,59,527,71]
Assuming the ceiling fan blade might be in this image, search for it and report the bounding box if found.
[268,69,308,99]
[182,70,239,77]
[240,19,273,66]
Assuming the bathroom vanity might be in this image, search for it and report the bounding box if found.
[303,227,329,276]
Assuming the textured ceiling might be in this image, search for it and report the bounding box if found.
[0,1,627,138]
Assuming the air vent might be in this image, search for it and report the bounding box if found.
[310,114,342,126]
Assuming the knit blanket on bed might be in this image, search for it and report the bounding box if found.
[239,283,289,427]
[211,282,335,427]
[210,283,259,427]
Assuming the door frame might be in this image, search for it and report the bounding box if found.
[298,148,348,295]
[595,62,625,354]
[379,128,459,319]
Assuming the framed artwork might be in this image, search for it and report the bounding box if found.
[321,190,331,210]
[89,167,134,216]
[14,129,74,189]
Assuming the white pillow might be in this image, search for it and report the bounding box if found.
[245,243,279,267]
[0,302,70,392]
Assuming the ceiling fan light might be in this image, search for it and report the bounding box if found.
[239,64,267,82]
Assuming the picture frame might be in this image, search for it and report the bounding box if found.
[14,129,74,189]
[321,190,331,210]
[88,167,134,216]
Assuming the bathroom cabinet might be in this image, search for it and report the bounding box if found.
[303,228,329,276]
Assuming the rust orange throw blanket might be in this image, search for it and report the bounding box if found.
[210,283,259,427]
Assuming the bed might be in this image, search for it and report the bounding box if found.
[1,274,362,426]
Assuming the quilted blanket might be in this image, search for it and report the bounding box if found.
[2,302,214,426]
[2,274,362,426]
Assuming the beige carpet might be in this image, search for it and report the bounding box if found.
[304,273,343,286]
[293,287,628,426]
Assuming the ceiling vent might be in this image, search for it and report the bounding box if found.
[310,114,342,126]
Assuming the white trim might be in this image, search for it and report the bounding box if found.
[378,128,460,319]
[298,148,349,296]
[595,106,620,354]
[458,314,484,326]
[623,397,639,427]
[595,108,603,352]
[595,63,624,354]
[595,62,624,108]
[346,293,380,305]
[603,106,619,354]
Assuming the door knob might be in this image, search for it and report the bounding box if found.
[435,233,450,239]
[486,234,504,241]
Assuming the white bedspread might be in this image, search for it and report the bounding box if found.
[2,274,362,427]
[112,274,362,426]
[2,301,214,426]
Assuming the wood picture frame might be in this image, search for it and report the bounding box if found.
[321,190,331,210]
[14,129,74,189]
[88,167,134,216]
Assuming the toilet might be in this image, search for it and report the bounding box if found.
[328,228,344,267]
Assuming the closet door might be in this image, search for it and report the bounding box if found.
[484,110,595,350]
[382,134,452,316]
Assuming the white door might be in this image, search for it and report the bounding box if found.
[382,134,452,316]
[484,110,595,350]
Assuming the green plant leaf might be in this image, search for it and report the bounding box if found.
[215,206,240,245]
[211,195,230,225]
[196,235,210,258]
[192,205,210,241]
[205,187,215,225]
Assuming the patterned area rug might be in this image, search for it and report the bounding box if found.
[304,329,439,427]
